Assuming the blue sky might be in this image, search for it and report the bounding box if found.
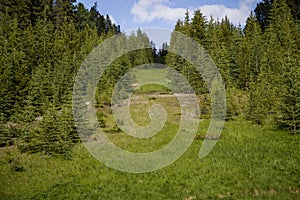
[77,0,260,47]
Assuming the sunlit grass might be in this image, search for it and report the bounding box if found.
[1,119,299,199]
[105,92,181,153]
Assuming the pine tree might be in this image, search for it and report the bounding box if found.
[254,0,273,31]
[0,14,28,121]
[52,0,76,29]
[248,0,300,129]
[29,17,55,115]
[74,3,89,30]
[237,12,262,90]
[190,10,206,43]
[267,0,300,133]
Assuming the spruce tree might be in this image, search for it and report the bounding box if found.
[267,0,300,133]
[238,12,262,90]
[248,0,300,129]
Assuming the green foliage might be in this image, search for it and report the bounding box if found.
[226,88,248,120]
[2,124,22,147]
[246,0,300,132]
[17,104,78,157]
[254,0,300,31]
[237,12,262,89]
[0,0,119,34]
[277,59,300,133]
[166,3,299,133]
[96,110,106,128]
[0,0,123,156]
[190,10,206,43]
[3,149,25,172]
[246,75,278,124]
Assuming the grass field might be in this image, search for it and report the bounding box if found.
[0,120,299,199]
[133,67,170,86]
[1,87,299,199]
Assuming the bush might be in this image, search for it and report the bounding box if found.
[0,123,22,147]
[96,110,106,128]
[17,105,79,158]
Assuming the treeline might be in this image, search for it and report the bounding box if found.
[0,0,120,34]
[0,0,125,156]
[165,0,299,133]
[0,0,299,157]
[0,0,158,156]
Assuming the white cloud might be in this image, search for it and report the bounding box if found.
[198,0,260,25]
[130,0,260,26]
[130,0,185,24]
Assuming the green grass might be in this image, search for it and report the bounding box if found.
[106,94,180,152]
[1,119,299,199]
[1,84,299,199]
[134,84,171,94]
[133,68,170,86]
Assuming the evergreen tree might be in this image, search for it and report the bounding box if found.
[190,10,206,44]
[0,14,29,121]
[267,0,300,132]
[254,0,300,31]
[52,0,76,28]
[237,12,262,90]
[254,0,273,31]
[248,0,300,129]
[73,2,89,30]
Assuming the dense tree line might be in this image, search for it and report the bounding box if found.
[0,0,120,34]
[254,0,300,31]
[0,0,157,155]
[0,0,299,157]
[166,0,299,133]
[0,0,123,155]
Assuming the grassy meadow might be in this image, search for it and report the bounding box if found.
[1,72,299,199]
[0,119,299,199]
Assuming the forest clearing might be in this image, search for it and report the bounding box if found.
[0,0,299,199]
